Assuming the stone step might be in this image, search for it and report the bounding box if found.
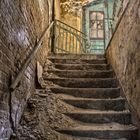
[50,63,110,70]
[47,57,107,64]
[64,110,131,125]
[50,87,120,99]
[61,97,126,111]
[44,54,138,140]
[44,70,114,78]
[57,123,138,140]
[45,78,118,88]
[58,134,129,140]
[48,53,105,59]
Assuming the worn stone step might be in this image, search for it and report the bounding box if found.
[62,97,126,111]
[48,53,105,59]
[46,78,118,88]
[44,70,114,78]
[45,54,138,140]
[50,87,120,99]
[57,123,138,140]
[48,57,107,64]
[58,134,129,140]
[51,63,110,70]
[64,110,131,125]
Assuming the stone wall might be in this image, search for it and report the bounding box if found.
[0,0,55,139]
[106,0,140,119]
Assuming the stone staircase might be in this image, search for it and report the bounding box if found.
[43,54,139,140]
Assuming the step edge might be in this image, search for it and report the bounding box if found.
[45,69,113,72]
[48,63,109,66]
[47,57,106,60]
[63,110,130,115]
[45,77,117,80]
[56,125,138,131]
[61,97,125,101]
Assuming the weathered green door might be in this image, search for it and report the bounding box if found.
[82,0,115,54]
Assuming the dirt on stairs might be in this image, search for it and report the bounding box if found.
[44,54,139,140]
[12,54,139,140]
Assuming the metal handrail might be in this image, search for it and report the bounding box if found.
[10,21,54,90]
[56,19,86,36]
[56,24,87,40]
[54,20,90,54]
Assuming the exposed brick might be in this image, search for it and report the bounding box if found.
[0,0,54,139]
[0,110,9,120]
[0,102,9,111]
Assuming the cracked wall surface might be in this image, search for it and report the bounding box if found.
[106,0,140,120]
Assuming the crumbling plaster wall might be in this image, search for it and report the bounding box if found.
[106,0,140,119]
[0,0,58,139]
[60,0,88,30]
